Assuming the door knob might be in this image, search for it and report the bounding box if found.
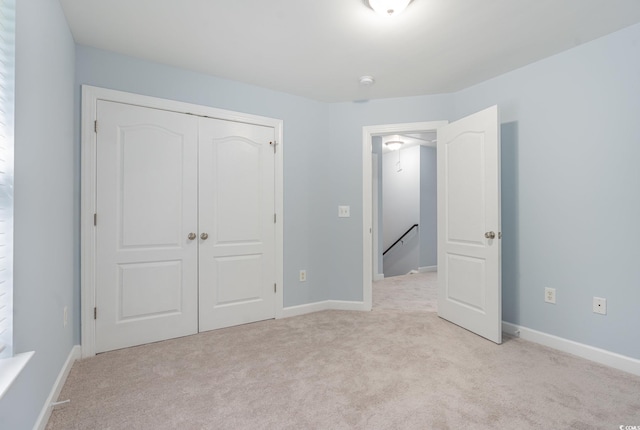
[484,231,496,239]
[188,232,196,240]
[200,232,209,240]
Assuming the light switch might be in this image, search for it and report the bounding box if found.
[338,206,350,218]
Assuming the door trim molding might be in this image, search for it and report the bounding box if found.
[81,85,284,357]
[361,121,447,310]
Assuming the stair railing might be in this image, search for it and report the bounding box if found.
[383,224,418,256]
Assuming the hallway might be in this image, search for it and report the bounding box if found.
[372,271,437,312]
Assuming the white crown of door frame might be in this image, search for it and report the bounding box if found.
[81,85,284,358]
[362,121,447,309]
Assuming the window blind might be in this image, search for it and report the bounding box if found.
[0,0,15,358]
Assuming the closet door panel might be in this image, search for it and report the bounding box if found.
[95,101,199,353]
[198,117,276,331]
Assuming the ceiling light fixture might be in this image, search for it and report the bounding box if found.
[385,140,404,151]
[359,75,375,86]
[367,0,412,17]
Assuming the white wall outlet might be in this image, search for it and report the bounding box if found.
[63,306,68,327]
[338,205,350,218]
[544,287,556,304]
[593,297,607,315]
[299,270,307,282]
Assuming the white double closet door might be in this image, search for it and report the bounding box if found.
[95,101,276,353]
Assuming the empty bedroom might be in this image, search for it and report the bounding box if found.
[1,1,640,429]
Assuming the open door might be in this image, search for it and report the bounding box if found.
[437,105,501,344]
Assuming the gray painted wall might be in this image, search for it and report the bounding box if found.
[452,22,640,359]
[419,146,437,269]
[382,146,420,249]
[0,0,76,428]
[382,145,420,277]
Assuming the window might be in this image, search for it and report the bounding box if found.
[0,0,15,358]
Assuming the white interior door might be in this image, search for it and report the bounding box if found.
[95,101,199,353]
[198,117,276,331]
[437,105,501,344]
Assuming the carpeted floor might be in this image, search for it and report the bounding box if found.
[46,276,640,429]
[372,271,437,312]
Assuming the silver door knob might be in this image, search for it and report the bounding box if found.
[200,232,209,240]
[485,231,496,239]
[188,232,196,240]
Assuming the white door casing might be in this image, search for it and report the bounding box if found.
[95,101,199,353]
[437,105,502,344]
[372,153,380,280]
[81,86,284,357]
[198,117,276,331]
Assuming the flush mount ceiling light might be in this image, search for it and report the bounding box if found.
[367,0,412,17]
[385,140,404,151]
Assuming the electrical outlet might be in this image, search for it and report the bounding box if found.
[338,206,350,218]
[544,287,556,304]
[299,270,307,282]
[63,306,68,327]
[593,297,607,315]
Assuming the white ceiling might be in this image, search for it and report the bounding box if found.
[59,0,640,102]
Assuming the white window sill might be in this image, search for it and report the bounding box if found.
[0,351,34,400]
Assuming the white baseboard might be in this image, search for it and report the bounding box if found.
[326,300,369,311]
[34,345,81,430]
[281,300,369,318]
[281,301,330,318]
[418,266,437,273]
[373,273,385,281]
[502,322,640,376]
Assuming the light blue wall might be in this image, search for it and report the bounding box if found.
[0,0,76,428]
[326,23,640,359]
[452,22,640,359]
[75,46,332,307]
[419,146,437,268]
[74,50,456,305]
[6,17,639,430]
[327,96,454,300]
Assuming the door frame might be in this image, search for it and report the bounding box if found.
[371,153,380,281]
[362,121,447,310]
[81,85,284,357]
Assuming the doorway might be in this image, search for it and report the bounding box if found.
[361,121,447,310]
[363,107,503,345]
[377,133,437,278]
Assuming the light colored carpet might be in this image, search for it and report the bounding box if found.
[373,271,438,312]
[47,309,640,429]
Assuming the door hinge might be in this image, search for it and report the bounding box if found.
[94,307,97,320]
[94,213,97,226]
[274,213,276,224]
[270,140,277,153]
[94,120,98,133]
[274,283,277,293]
